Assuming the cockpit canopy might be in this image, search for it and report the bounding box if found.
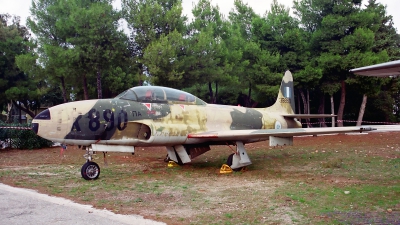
[116,86,207,105]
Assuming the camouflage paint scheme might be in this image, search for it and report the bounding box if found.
[32,71,375,170]
[32,71,299,146]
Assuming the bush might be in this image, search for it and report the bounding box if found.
[0,121,53,149]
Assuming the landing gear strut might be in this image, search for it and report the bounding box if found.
[164,150,184,165]
[81,147,100,180]
[220,141,252,173]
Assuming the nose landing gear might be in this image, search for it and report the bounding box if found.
[81,146,100,180]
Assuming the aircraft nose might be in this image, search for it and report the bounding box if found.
[32,109,51,135]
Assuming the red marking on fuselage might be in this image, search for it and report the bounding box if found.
[143,103,151,111]
[187,133,219,138]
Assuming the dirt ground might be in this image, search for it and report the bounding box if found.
[0,132,399,224]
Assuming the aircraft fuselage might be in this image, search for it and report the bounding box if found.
[32,98,301,147]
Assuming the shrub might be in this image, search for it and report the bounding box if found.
[0,121,53,149]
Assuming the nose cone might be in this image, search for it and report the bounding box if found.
[32,109,51,135]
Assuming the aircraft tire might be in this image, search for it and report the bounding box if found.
[164,154,170,163]
[226,153,242,172]
[164,153,183,165]
[81,161,100,180]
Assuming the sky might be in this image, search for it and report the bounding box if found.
[0,0,399,32]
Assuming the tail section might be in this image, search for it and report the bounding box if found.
[273,71,336,120]
[272,70,296,114]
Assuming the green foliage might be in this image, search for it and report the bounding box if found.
[185,27,226,84]
[183,0,234,103]
[122,0,186,86]
[103,66,138,97]
[0,122,53,149]
[183,84,242,105]
[64,0,131,99]
[365,0,400,60]
[292,0,398,124]
[226,1,283,106]
[24,0,135,101]
[0,14,40,116]
[142,30,186,88]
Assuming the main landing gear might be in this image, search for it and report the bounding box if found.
[226,153,242,171]
[220,141,252,174]
[81,147,100,180]
[162,142,253,173]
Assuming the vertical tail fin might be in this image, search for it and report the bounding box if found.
[272,70,295,114]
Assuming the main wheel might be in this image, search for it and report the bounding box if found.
[81,161,100,180]
[164,154,170,163]
[226,153,242,172]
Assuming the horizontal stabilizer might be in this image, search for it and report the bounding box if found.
[283,114,336,119]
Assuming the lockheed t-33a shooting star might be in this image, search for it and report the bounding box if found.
[32,71,376,180]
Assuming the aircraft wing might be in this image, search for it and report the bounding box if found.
[350,60,400,77]
[187,126,376,141]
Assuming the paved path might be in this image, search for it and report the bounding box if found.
[0,183,165,225]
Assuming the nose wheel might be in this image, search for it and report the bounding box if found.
[81,161,100,180]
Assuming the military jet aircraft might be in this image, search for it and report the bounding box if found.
[32,71,375,180]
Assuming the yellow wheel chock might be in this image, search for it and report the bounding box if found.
[168,161,179,167]
[220,164,233,174]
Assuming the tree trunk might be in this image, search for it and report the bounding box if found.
[299,90,308,114]
[307,89,310,115]
[247,82,252,107]
[330,95,335,127]
[138,64,143,86]
[215,82,218,104]
[12,100,35,118]
[208,82,214,103]
[337,80,346,127]
[19,101,22,123]
[60,76,67,103]
[318,94,327,127]
[356,94,368,126]
[83,74,89,100]
[297,90,301,114]
[6,101,12,123]
[97,69,102,99]
[299,89,311,127]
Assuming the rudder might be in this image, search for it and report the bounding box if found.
[272,70,295,114]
